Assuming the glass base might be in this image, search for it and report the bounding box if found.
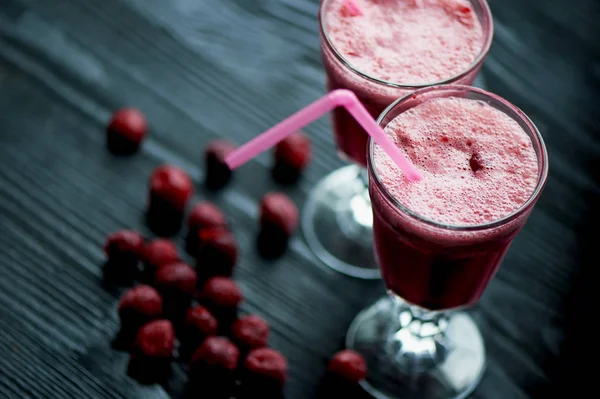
[302,165,379,279]
[347,297,485,399]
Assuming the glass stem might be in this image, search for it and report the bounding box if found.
[386,296,449,375]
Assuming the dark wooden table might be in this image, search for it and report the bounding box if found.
[0,0,597,398]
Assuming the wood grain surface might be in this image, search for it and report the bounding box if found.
[0,0,598,398]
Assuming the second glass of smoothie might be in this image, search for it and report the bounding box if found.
[347,85,549,399]
[304,0,494,278]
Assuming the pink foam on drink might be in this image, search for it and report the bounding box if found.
[374,97,538,225]
[325,0,484,85]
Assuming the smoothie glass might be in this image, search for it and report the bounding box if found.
[347,86,549,399]
[304,0,494,279]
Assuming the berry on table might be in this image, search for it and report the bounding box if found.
[231,314,269,353]
[204,140,236,190]
[242,348,288,392]
[185,201,228,257]
[327,349,367,383]
[147,165,193,236]
[106,108,147,155]
[273,131,312,184]
[257,192,298,258]
[197,277,243,329]
[103,229,144,283]
[194,227,239,279]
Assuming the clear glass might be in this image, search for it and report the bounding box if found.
[346,85,549,399]
[303,0,494,279]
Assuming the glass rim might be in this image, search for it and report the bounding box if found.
[368,84,549,232]
[318,0,495,89]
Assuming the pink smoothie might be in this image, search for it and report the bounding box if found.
[370,96,541,310]
[320,0,491,165]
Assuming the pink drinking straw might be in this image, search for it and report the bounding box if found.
[225,89,422,182]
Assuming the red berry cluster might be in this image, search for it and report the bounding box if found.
[102,109,363,394]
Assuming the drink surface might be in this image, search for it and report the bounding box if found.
[325,0,484,85]
[374,97,539,226]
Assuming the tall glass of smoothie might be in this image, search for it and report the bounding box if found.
[346,85,548,399]
[304,0,494,278]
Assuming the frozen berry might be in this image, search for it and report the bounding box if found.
[190,337,239,386]
[273,131,311,184]
[117,285,163,345]
[188,201,227,230]
[204,140,236,190]
[134,319,175,359]
[231,315,269,352]
[327,350,367,383]
[257,193,298,258]
[141,239,179,282]
[260,193,298,236]
[197,277,243,327]
[180,306,219,359]
[106,108,147,155]
[128,319,174,384]
[195,228,238,279]
[147,165,193,236]
[185,202,228,257]
[155,262,197,298]
[103,229,144,283]
[243,348,288,390]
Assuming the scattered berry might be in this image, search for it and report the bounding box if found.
[204,140,236,190]
[106,108,147,155]
[260,192,298,236]
[117,285,163,344]
[257,193,298,258]
[103,229,144,283]
[134,319,175,359]
[273,131,311,184]
[327,350,367,383]
[141,239,179,282]
[186,306,219,339]
[243,348,288,389]
[188,201,228,231]
[185,202,228,257]
[231,315,269,352]
[155,262,198,299]
[195,228,238,278]
[147,165,193,236]
[189,337,239,387]
[197,277,243,327]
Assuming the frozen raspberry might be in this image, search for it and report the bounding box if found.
[103,229,144,283]
[273,131,312,183]
[185,202,228,257]
[243,348,288,389]
[118,285,163,344]
[106,108,147,155]
[147,165,193,236]
[204,140,236,190]
[327,350,367,383]
[195,228,238,278]
[197,277,243,327]
[231,315,269,352]
[134,319,175,359]
[141,239,179,282]
[190,337,240,376]
[187,305,219,338]
[257,193,298,258]
[188,201,227,230]
[260,193,298,236]
[155,262,197,298]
